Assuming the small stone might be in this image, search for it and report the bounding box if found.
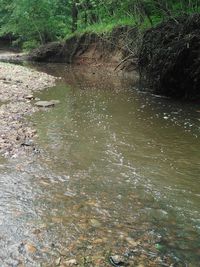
[93,238,105,244]
[90,219,101,227]
[109,255,124,266]
[25,243,37,254]
[32,229,41,235]
[126,237,139,247]
[63,259,78,266]
[52,217,63,223]
[55,257,61,266]
[21,139,34,147]
[25,95,34,100]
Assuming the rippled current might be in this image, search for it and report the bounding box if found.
[0,64,199,266]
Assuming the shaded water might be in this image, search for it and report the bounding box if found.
[0,64,200,266]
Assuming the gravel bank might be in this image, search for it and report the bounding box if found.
[0,62,56,158]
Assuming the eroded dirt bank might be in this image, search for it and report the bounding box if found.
[0,62,56,158]
[139,14,200,100]
[28,14,200,100]
[29,26,139,72]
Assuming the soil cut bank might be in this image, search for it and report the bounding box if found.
[28,14,200,101]
[139,14,200,100]
[0,62,56,158]
[29,26,140,72]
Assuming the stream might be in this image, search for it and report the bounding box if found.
[0,63,199,266]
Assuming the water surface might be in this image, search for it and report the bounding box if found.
[0,64,199,266]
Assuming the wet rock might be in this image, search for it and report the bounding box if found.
[35,100,60,107]
[109,255,125,266]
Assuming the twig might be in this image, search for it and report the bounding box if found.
[114,54,133,71]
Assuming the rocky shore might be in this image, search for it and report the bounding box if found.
[0,62,56,158]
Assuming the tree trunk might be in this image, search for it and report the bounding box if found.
[71,1,78,32]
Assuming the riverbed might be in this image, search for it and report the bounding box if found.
[0,63,199,266]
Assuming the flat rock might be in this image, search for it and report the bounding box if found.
[50,100,60,105]
[21,139,34,147]
[35,100,60,107]
[25,95,34,100]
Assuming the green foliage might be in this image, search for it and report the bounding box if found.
[22,40,40,51]
[0,0,199,50]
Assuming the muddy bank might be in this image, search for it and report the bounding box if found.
[29,26,139,72]
[0,63,56,158]
[139,14,200,100]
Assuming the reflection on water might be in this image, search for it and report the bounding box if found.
[0,64,199,266]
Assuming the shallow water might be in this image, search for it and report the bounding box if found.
[0,64,200,266]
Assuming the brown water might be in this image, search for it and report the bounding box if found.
[0,64,200,266]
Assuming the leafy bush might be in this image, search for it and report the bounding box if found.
[0,0,199,49]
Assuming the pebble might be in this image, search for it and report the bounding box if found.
[25,243,37,254]
[109,255,125,266]
[25,95,34,100]
[0,62,56,158]
[55,257,61,266]
[90,219,101,227]
[62,259,78,266]
[126,237,139,247]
